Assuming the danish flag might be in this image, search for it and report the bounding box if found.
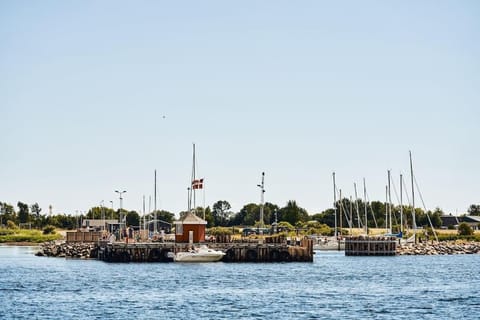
[192,178,204,189]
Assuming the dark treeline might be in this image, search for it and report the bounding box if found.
[1,200,479,231]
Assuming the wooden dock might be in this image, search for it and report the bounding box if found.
[344,236,397,256]
[96,238,314,263]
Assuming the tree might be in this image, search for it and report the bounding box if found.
[125,211,140,227]
[31,203,42,228]
[17,202,30,224]
[0,202,16,225]
[230,203,259,226]
[458,222,474,236]
[468,204,480,216]
[152,210,175,224]
[278,200,309,226]
[212,200,232,227]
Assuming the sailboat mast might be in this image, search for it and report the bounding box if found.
[388,170,392,233]
[354,183,361,229]
[339,188,342,251]
[349,196,353,236]
[154,169,157,234]
[400,174,403,234]
[192,143,196,212]
[385,185,388,233]
[333,172,337,238]
[409,151,417,238]
[363,178,368,234]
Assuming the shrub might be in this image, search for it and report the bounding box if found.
[458,223,474,236]
[6,220,18,229]
[43,225,56,235]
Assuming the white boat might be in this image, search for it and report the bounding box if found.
[174,245,225,262]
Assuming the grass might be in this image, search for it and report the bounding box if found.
[0,228,63,243]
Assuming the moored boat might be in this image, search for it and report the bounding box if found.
[174,245,225,262]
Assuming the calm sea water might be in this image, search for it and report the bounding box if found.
[1,246,479,320]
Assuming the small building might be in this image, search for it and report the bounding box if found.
[174,212,207,243]
[82,219,119,231]
[440,215,461,229]
[441,215,480,230]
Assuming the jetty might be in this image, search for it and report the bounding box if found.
[96,237,313,263]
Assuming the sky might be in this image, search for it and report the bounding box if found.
[1,1,479,218]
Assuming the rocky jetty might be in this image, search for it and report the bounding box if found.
[35,241,97,259]
[397,241,480,255]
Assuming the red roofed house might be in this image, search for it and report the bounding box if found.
[174,212,207,243]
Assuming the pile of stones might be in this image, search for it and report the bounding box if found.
[35,241,97,259]
[397,241,480,255]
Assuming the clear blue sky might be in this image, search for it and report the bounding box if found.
[1,1,479,218]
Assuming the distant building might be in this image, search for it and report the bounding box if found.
[82,219,118,231]
[440,215,480,230]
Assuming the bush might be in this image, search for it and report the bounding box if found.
[458,223,474,236]
[208,227,233,236]
[6,220,18,229]
[43,225,56,235]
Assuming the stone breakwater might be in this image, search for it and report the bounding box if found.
[397,242,480,255]
[35,241,96,259]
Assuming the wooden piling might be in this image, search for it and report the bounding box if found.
[344,236,397,256]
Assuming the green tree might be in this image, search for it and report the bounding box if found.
[126,211,140,226]
[17,202,30,224]
[31,203,42,228]
[264,202,280,224]
[153,210,175,224]
[278,200,309,226]
[203,206,214,227]
[458,222,474,236]
[467,204,480,216]
[0,202,16,225]
[212,200,232,227]
[231,203,259,226]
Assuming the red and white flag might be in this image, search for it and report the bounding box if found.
[192,178,204,189]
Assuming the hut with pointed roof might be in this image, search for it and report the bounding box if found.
[174,212,207,243]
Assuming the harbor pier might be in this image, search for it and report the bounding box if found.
[96,238,314,263]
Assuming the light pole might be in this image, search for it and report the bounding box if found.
[109,200,114,219]
[257,172,265,230]
[100,200,105,231]
[115,190,127,238]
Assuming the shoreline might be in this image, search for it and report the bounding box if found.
[0,242,43,247]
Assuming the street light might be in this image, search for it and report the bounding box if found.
[109,200,114,219]
[115,190,127,238]
[100,200,105,231]
[257,172,265,230]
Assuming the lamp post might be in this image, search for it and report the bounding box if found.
[257,172,265,231]
[109,200,114,219]
[115,190,126,238]
[100,200,105,231]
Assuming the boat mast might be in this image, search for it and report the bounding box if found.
[363,178,368,235]
[192,143,196,213]
[154,169,157,234]
[385,185,388,233]
[354,183,361,229]
[333,172,337,238]
[400,174,403,234]
[349,195,353,236]
[339,189,343,236]
[388,170,392,233]
[409,151,417,241]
